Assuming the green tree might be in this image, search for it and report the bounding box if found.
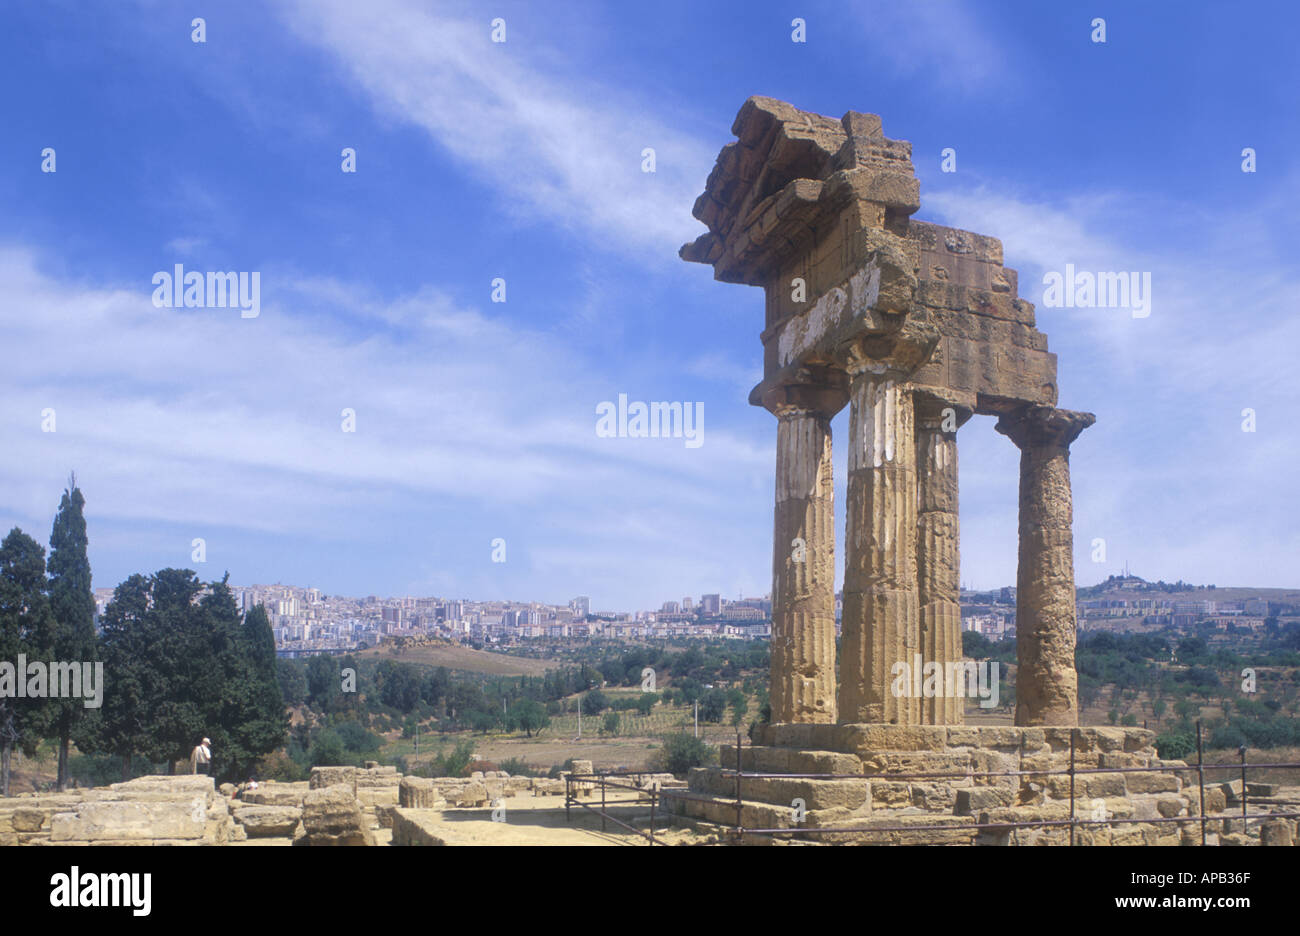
[215,600,288,780]
[0,529,57,795]
[727,688,747,725]
[700,688,727,722]
[306,654,342,709]
[309,727,349,766]
[581,689,608,716]
[46,479,97,791]
[80,570,286,782]
[602,712,620,736]
[277,659,307,707]
[80,573,158,780]
[513,699,549,737]
[653,733,716,775]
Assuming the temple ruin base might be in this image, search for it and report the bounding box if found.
[661,724,1300,845]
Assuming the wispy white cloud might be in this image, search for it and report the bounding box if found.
[275,0,714,262]
[0,247,770,605]
[852,1,1019,95]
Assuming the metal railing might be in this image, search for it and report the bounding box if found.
[563,770,667,845]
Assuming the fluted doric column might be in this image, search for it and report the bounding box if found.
[995,405,1095,726]
[839,368,919,724]
[915,394,970,725]
[763,374,847,724]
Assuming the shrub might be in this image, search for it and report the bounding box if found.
[652,733,717,775]
[1155,731,1195,760]
[499,757,535,777]
[582,690,608,716]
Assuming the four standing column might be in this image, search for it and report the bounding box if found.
[995,405,1094,726]
[839,369,920,724]
[764,385,1091,728]
[765,377,847,724]
[915,395,969,725]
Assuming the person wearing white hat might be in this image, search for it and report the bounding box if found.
[190,737,212,775]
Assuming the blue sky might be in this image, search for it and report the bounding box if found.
[2,0,1297,611]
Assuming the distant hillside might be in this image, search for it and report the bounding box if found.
[358,641,554,676]
[1077,574,1300,604]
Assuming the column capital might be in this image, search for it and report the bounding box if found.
[842,317,940,380]
[759,365,849,419]
[995,404,1094,451]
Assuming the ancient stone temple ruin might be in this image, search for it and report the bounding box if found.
[681,96,1093,728]
[661,98,1295,845]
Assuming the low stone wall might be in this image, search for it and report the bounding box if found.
[391,808,449,846]
[1,776,232,846]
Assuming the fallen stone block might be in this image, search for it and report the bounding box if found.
[399,776,447,810]
[233,804,302,838]
[297,784,374,846]
[309,766,358,793]
[51,797,208,843]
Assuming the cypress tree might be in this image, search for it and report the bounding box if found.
[46,476,97,791]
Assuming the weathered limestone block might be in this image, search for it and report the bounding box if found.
[12,807,46,833]
[99,775,217,802]
[233,804,302,838]
[859,751,971,778]
[1189,786,1227,814]
[1260,819,1294,846]
[240,782,308,807]
[954,787,1015,815]
[911,783,957,810]
[297,784,374,846]
[1247,782,1278,797]
[399,776,447,810]
[1125,771,1181,794]
[357,787,398,808]
[309,766,357,793]
[391,808,449,846]
[870,781,912,807]
[1220,779,1243,804]
[836,724,947,754]
[724,744,862,775]
[1043,773,1126,801]
[969,750,1020,788]
[455,781,489,807]
[1155,794,1185,818]
[531,777,565,796]
[51,797,208,843]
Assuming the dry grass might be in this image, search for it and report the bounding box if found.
[357,642,553,676]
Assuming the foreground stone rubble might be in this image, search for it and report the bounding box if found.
[0,762,682,846]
